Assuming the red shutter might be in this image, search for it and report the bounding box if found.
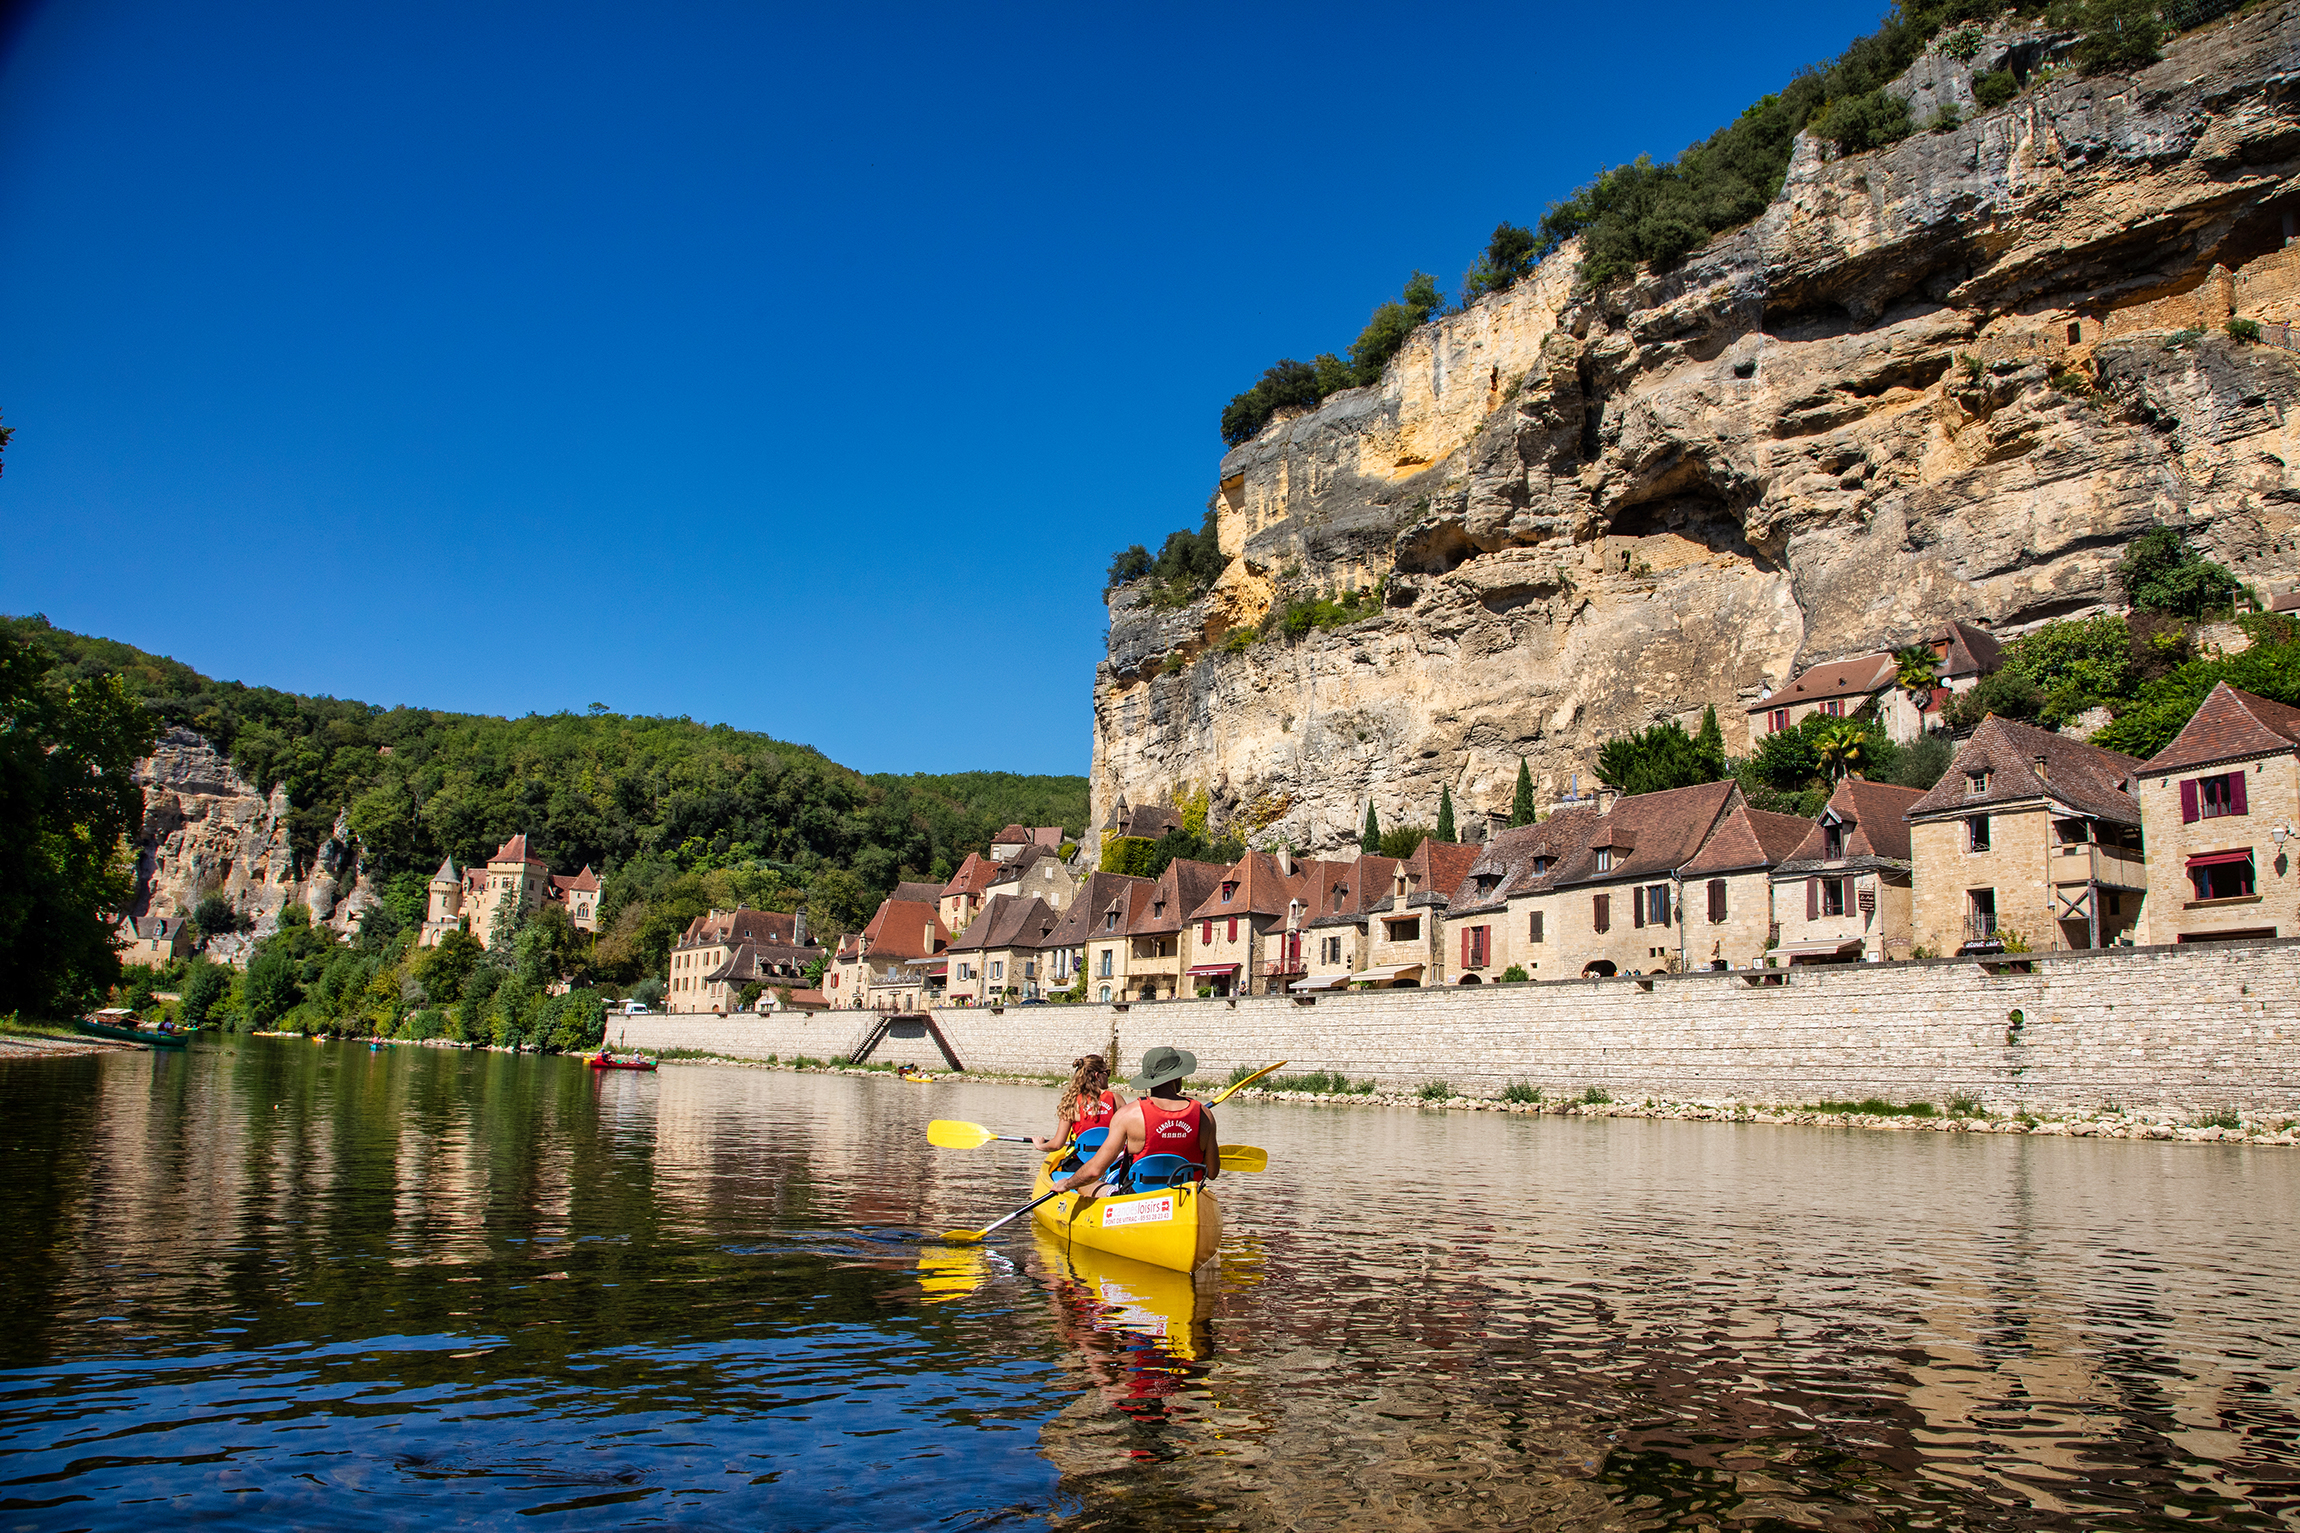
[1594,893,1609,933]
[1807,878,1819,919]
[2181,779,2200,823]
[1708,879,1726,922]
[1202,921,1212,944]
[1227,917,1238,942]
[1656,887,1671,927]
[1632,889,1645,929]
[1460,926,1471,966]
[2232,770,2249,816]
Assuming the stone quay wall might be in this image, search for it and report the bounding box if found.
[621,938,2300,1116]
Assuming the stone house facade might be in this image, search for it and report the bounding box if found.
[1352,839,1480,987]
[826,898,947,1009]
[1904,717,2146,955]
[937,853,1001,936]
[1547,782,1741,976]
[1769,779,1926,964]
[984,845,1083,916]
[2135,683,2300,945]
[1440,811,1600,984]
[1184,851,1311,997]
[939,894,1059,1004]
[1678,801,1815,970]
[1121,858,1225,1001]
[1298,854,1402,989]
[115,914,192,966]
[1044,870,1155,1002]
[671,906,820,1014]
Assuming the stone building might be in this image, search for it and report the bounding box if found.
[937,853,1001,936]
[1435,812,1599,985]
[114,914,192,966]
[940,894,1059,1005]
[1183,851,1308,997]
[418,834,600,950]
[1904,718,2146,955]
[1117,858,1226,1001]
[669,907,820,1014]
[1543,781,1742,977]
[989,824,1065,863]
[1677,800,1815,969]
[1356,839,1480,987]
[826,898,947,1009]
[1295,854,1402,989]
[1045,870,1156,1003]
[2135,683,2300,945]
[984,845,1083,915]
[1769,779,1926,964]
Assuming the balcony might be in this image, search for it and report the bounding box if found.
[2053,841,2147,889]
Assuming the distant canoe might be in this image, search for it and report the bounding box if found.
[76,1013,190,1049]
[588,1054,657,1072]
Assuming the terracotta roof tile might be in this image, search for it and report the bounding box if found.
[1129,859,1228,935]
[1934,620,2003,679]
[854,899,949,960]
[1680,804,1817,878]
[1046,871,1154,947]
[1905,716,2142,825]
[942,894,1059,954]
[890,880,944,906]
[1554,781,1740,887]
[1186,851,1299,921]
[2142,683,2300,775]
[678,907,806,947]
[940,852,1001,899]
[1445,810,1603,913]
[488,833,545,867]
[1744,653,1896,713]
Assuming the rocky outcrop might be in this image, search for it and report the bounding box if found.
[1092,5,2300,853]
[131,727,376,958]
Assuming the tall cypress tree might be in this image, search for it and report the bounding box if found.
[1436,785,1456,842]
[1696,704,1726,777]
[1510,758,1535,827]
[1361,802,1380,853]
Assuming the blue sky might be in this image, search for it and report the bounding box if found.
[0,0,1887,776]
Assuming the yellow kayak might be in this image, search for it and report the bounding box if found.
[1037,1233,1213,1358]
[1030,1150,1220,1274]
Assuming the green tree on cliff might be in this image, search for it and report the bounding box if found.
[1510,759,1535,827]
[1435,786,1456,843]
[1361,802,1380,854]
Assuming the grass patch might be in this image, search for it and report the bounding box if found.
[1417,1080,1454,1101]
[1579,1086,1613,1105]
[1499,1082,1542,1104]
[0,1014,84,1041]
[790,1055,826,1070]
[1947,1094,1983,1117]
[1258,1070,1374,1095]
[2194,1109,2242,1130]
[1809,1098,1937,1117]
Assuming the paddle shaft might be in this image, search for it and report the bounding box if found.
[1204,1060,1288,1107]
[964,1183,1069,1241]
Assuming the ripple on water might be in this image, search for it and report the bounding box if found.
[5,1047,2300,1530]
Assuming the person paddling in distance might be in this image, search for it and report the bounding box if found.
[1032,1053,1121,1151]
[1049,1045,1219,1198]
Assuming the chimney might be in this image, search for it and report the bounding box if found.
[1278,845,1295,876]
[1597,785,1619,814]
[793,903,808,947]
[2033,754,2050,781]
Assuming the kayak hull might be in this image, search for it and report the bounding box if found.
[1030,1153,1220,1274]
[588,1057,657,1071]
[76,1020,188,1049]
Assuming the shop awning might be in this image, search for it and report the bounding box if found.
[1185,963,1240,976]
[1351,963,1425,985]
[1289,973,1349,992]
[2186,849,2255,869]
[1774,938,1863,959]
[921,960,948,977]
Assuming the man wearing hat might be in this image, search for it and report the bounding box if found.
[1049,1045,1220,1197]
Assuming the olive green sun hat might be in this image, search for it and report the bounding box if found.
[1129,1045,1198,1090]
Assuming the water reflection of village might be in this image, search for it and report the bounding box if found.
[26,1052,2300,1529]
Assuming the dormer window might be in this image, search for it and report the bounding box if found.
[1595,847,1614,872]
[1966,770,1990,796]
[1475,874,1500,896]
[1152,899,1165,918]
[1531,856,1550,875]
[1822,822,1846,859]
[1104,911,1119,930]
[1221,882,1236,902]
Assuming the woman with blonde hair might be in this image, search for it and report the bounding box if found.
[1034,1053,1121,1149]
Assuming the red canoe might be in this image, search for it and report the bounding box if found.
[588,1054,658,1072]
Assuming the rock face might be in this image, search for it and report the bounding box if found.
[1091,6,2300,853]
[131,727,376,959]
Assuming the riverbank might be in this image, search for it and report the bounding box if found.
[646,1050,2300,1146]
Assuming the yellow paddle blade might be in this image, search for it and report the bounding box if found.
[1206,1061,1288,1107]
[926,1119,997,1149]
[939,1229,986,1244]
[1218,1144,1268,1173]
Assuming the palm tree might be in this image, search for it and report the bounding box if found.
[1812,717,1871,781]
[1894,643,1940,703]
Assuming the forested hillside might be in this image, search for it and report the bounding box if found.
[2,615,1086,950]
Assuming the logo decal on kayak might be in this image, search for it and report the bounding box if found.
[1103,1195,1174,1227]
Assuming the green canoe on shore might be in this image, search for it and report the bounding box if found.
[76,1011,191,1049]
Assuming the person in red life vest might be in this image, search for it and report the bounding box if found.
[1032,1053,1122,1150]
[1049,1045,1219,1196]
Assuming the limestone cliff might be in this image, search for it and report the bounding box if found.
[130,727,376,957]
[1092,5,2300,853]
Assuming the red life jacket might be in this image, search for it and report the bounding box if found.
[1138,1095,1207,1167]
[1076,1089,1120,1134]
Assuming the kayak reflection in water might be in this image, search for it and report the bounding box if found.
[1039,1237,1214,1435]
[1051,1045,1217,1199]
[1032,1053,1121,1151]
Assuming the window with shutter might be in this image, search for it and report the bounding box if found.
[1631,890,1645,928]
[1593,893,1610,933]
[1650,885,1670,927]
[1708,879,1726,923]
[1806,877,1819,920]
[1529,910,1544,942]
[1227,917,1238,942]
[2181,779,2200,823]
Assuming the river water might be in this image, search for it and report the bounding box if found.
[4,1041,2299,1531]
